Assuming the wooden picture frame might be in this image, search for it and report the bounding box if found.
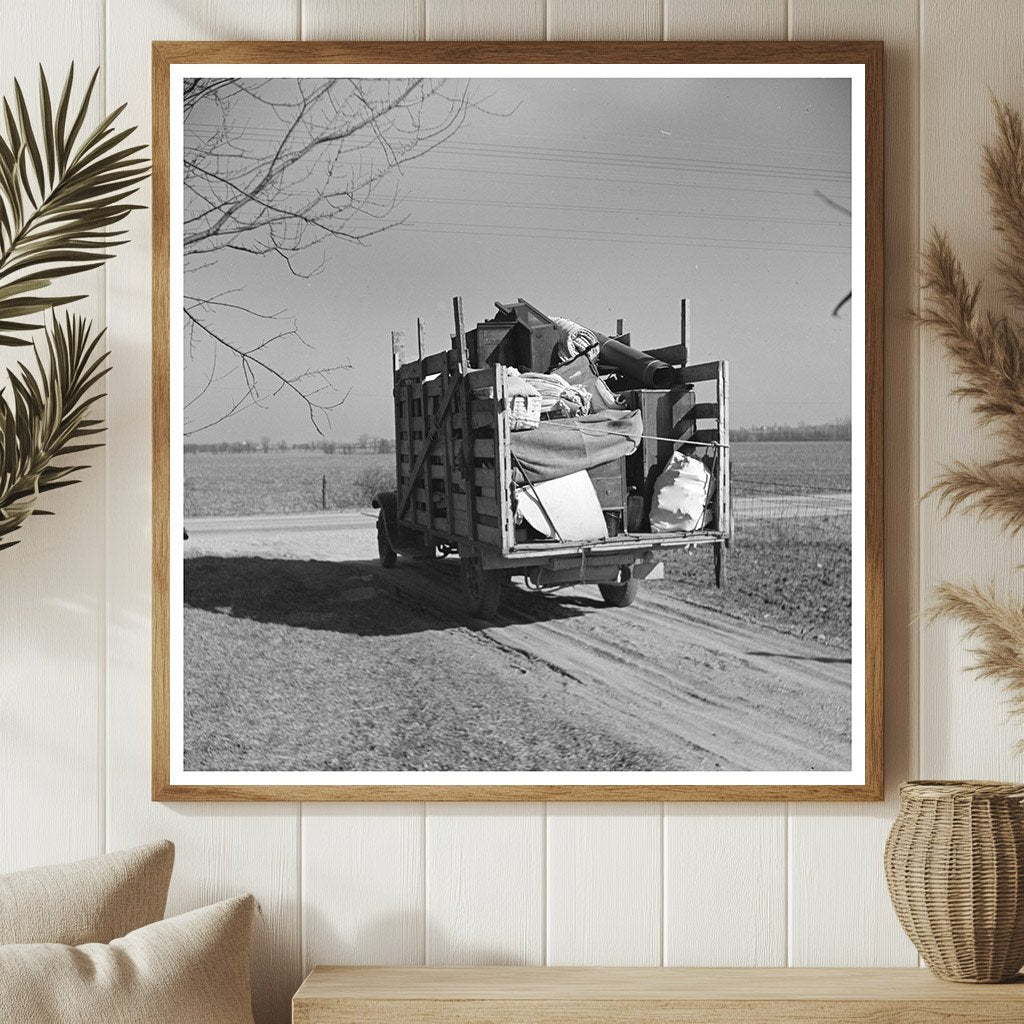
[153,40,883,801]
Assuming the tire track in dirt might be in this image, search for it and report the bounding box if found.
[376,560,850,772]
[187,515,852,771]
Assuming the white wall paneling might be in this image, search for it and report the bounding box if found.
[5,4,1019,1023]
[664,0,786,40]
[546,804,662,965]
[425,803,544,964]
[546,0,663,42]
[302,804,426,971]
[426,0,544,41]
[917,0,1024,780]
[103,4,303,1022]
[302,0,425,40]
[664,804,787,966]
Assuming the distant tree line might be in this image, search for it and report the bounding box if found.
[185,434,394,455]
[731,418,852,442]
[185,419,850,455]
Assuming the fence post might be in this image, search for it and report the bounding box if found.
[322,474,326,511]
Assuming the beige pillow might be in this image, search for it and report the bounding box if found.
[0,894,256,1024]
[0,840,174,945]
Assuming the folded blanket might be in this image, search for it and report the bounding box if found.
[510,408,643,485]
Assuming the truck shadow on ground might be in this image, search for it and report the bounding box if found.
[183,555,594,637]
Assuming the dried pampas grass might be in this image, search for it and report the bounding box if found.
[920,98,1024,714]
[932,584,1024,717]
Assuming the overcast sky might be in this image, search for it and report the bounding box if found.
[183,75,852,443]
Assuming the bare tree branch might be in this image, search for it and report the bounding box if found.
[183,76,486,433]
[183,307,351,435]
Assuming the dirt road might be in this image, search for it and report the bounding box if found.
[184,512,852,772]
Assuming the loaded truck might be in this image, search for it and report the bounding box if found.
[373,297,731,618]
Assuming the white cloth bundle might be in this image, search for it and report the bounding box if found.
[503,368,543,430]
[552,316,601,363]
[649,452,711,532]
[521,371,592,418]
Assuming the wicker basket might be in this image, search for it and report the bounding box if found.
[884,780,1024,982]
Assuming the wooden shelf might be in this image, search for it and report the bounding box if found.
[293,966,1024,1023]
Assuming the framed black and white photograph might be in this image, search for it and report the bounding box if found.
[152,41,882,801]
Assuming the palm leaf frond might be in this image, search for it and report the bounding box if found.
[0,64,148,346]
[0,313,109,548]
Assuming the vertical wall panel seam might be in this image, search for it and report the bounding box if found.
[100,0,109,858]
[421,804,428,963]
[541,802,548,965]
[915,0,925,966]
[921,0,929,970]
[543,803,550,965]
[921,0,929,790]
[783,0,792,973]
[297,809,304,974]
[659,803,666,966]
[917,0,925,782]
[423,0,430,42]
[784,807,791,966]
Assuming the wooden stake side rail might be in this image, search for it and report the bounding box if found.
[293,966,1024,1024]
[392,346,506,551]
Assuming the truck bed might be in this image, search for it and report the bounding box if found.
[392,331,729,564]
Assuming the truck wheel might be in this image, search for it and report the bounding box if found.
[599,579,639,607]
[461,557,503,618]
[377,512,397,568]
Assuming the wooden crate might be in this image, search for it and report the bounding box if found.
[586,457,626,511]
[623,387,695,526]
[622,362,729,535]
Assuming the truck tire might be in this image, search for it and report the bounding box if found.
[377,511,397,568]
[461,557,503,618]
[599,579,639,607]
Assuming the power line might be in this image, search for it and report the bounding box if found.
[420,143,850,183]
[187,191,849,250]
[188,176,849,231]
[392,222,849,256]
[186,115,849,161]
[186,147,853,203]
[391,217,846,251]
[409,161,852,200]
[185,121,850,183]
[458,124,848,162]
[184,117,851,175]
[400,193,849,228]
